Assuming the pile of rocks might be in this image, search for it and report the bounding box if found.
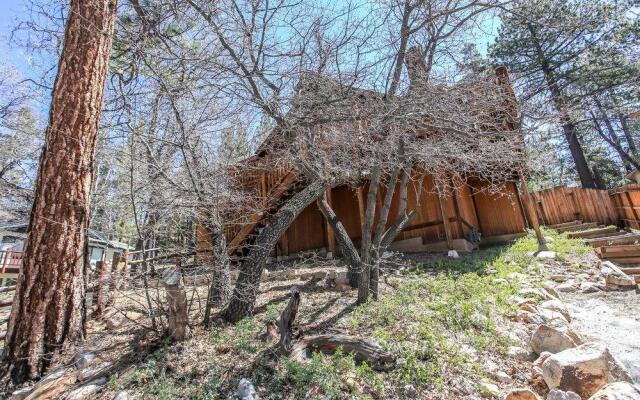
[502,279,639,400]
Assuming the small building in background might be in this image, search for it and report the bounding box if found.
[0,221,131,279]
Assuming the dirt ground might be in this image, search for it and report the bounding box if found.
[564,290,640,383]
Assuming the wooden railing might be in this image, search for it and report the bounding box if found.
[0,251,23,276]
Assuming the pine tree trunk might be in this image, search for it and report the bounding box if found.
[221,180,329,323]
[527,24,595,188]
[1,0,117,383]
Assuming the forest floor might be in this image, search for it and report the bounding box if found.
[5,228,637,399]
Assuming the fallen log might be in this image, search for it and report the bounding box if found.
[273,287,394,370]
[290,334,395,369]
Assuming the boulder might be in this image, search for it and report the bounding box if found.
[556,280,579,293]
[542,282,561,299]
[580,282,602,294]
[542,343,631,398]
[478,380,500,398]
[530,324,582,354]
[503,388,541,400]
[534,351,553,368]
[550,275,568,283]
[491,370,513,384]
[588,382,640,399]
[538,300,571,322]
[508,346,532,361]
[601,261,636,289]
[113,392,131,400]
[547,389,581,400]
[536,251,557,260]
[9,387,33,400]
[511,310,546,325]
[238,378,258,400]
[520,288,553,301]
[536,308,569,325]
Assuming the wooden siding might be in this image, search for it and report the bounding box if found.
[472,182,527,236]
[531,186,617,227]
[610,184,640,229]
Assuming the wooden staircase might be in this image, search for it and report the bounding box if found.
[548,220,640,284]
[223,163,301,255]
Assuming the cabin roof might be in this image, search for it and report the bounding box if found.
[0,221,131,250]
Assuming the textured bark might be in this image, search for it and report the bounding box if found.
[92,261,112,319]
[278,288,301,355]
[275,290,394,369]
[528,25,595,188]
[162,268,191,341]
[203,221,232,325]
[358,168,381,304]
[221,180,329,323]
[316,193,361,287]
[2,0,117,383]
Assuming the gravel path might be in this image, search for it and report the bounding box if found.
[564,290,640,384]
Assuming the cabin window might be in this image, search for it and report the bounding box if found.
[89,246,105,269]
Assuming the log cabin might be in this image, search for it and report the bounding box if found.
[197,59,534,262]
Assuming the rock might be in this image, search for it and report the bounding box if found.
[9,387,33,400]
[491,370,513,384]
[510,310,546,325]
[509,295,538,307]
[493,278,509,285]
[74,352,97,370]
[530,324,582,355]
[486,268,498,275]
[580,282,602,294]
[105,317,122,330]
[504,388,541,400]
[536,308,569,325]
[335,271,349,284]
[448,250,460,258]
[530,366,547,392]
[113,392,131,400]
[588,382,640,399]
[507,346,531,361]
[65,377,107,400]
[536,251,557,260]
[534,351,553,368]
[238,378,258,400]
[542,342,631,398]
[547,389,581,400]
[520,303,538,313]
[538,300,571,322]
[556,280,579,293]
[520,288,552,301]
[478,380,500,398]
[542,282,560,299]
[550,275,568,283]
[601,261,636,288]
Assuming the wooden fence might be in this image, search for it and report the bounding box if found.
[530,186,618,227]
[610,184,640,229]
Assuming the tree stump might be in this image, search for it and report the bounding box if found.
[274,288,394,370]
[113,251,129,291]
[92,260,112,318]
[162,267,191,341]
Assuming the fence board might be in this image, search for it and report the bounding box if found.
[610,183,640,230]
[531,186,617,227]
